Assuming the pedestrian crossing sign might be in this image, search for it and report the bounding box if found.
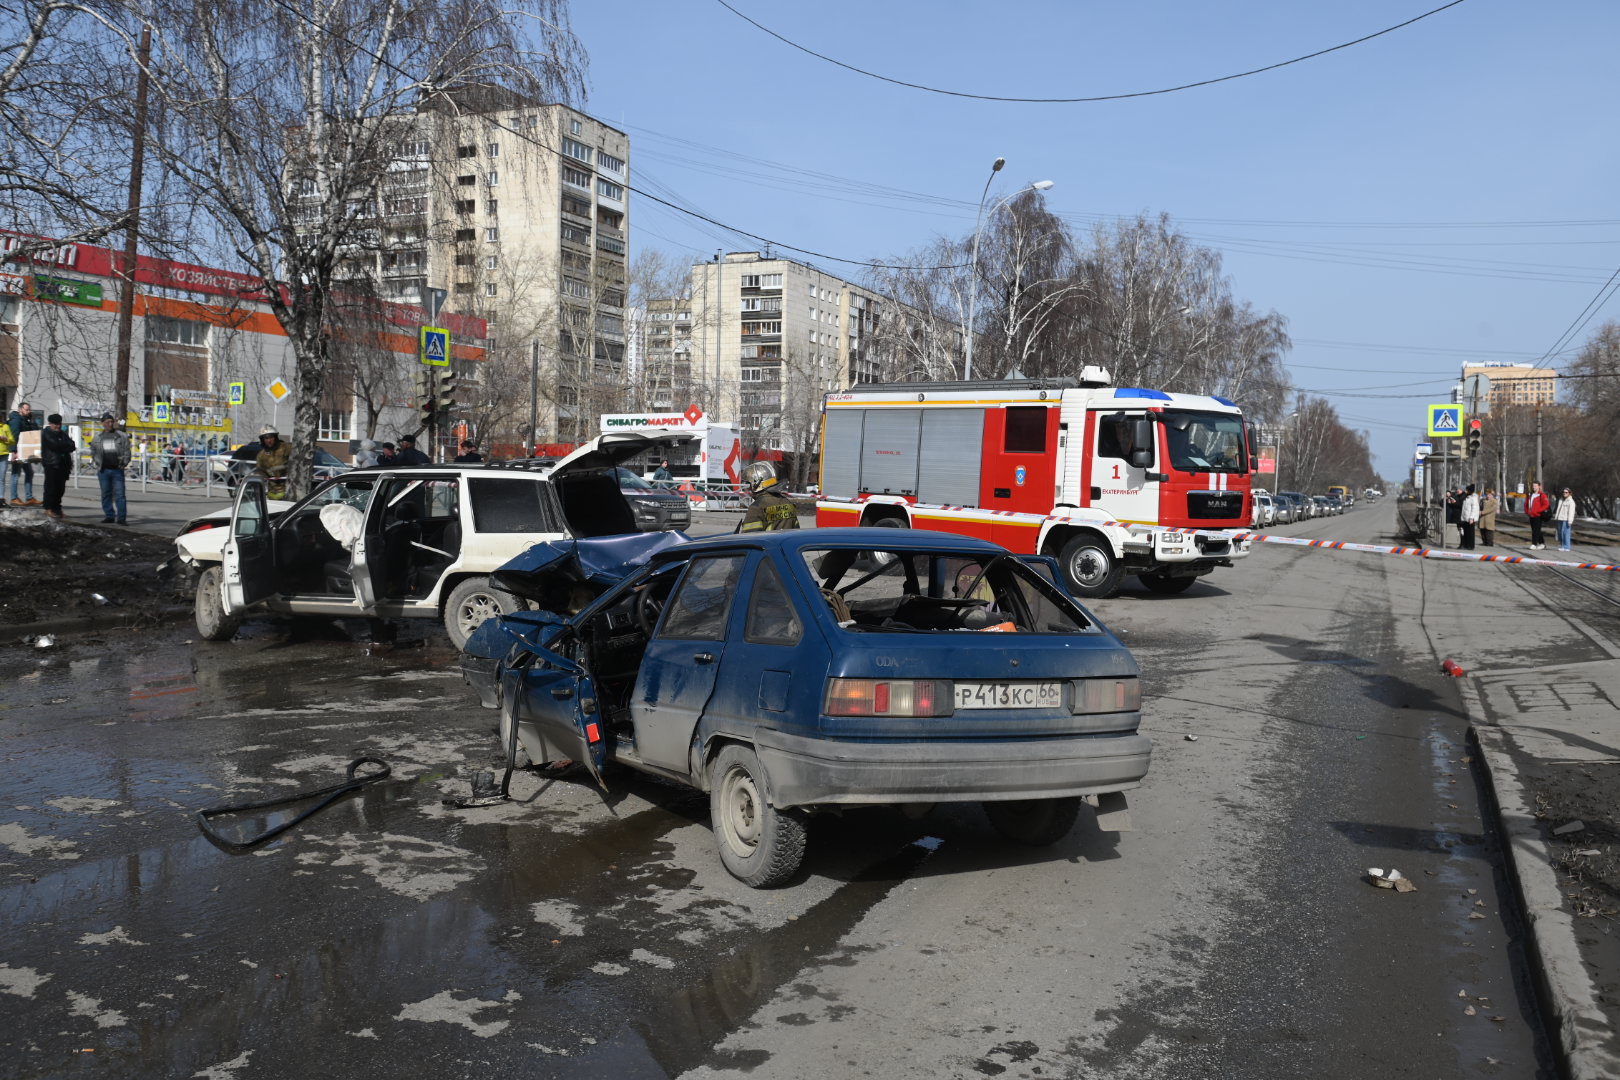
[153,401,171,423]
[420,326,450,367]
[228,381,246,406]
[1427,404,1464,437]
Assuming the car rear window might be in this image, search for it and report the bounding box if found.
[802,548,1092,634]
[469,477,555,533]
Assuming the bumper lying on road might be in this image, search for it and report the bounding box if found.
[751,727,1153,809]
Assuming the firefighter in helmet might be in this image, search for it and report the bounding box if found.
[253,424,292,497]
[737,461,799,532]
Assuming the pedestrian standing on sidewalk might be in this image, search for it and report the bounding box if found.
[39,413,76,519]
[1554,487,1577,551]
[91,413,131,525]
[393,434,429,466]
[7,401,39,505]
[1526,481,1551,550]
[0,414,13,509]
[1479,488,1499,547]
[1459,484,1479,550]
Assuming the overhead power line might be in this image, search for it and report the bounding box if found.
[713,0,1473,104]
[1535,266,1620,364]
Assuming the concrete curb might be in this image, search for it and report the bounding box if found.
[1460,675,1620,1080]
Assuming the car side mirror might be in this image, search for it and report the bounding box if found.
[1128,447,1153,470]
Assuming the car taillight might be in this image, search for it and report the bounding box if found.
[825,678,954,718]
[1071,677,1141,714]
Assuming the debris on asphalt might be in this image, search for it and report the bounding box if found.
[1183,734,1199,742]
[28,634,54,648]
[1465,1005,1477,1016]
[1551,820,1587,835]
[1368,867,1417,892]
[1573,848,1601,857]
[1441,658,1467,677]
[1469,912,1487,920]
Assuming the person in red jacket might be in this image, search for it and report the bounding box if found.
[1526,481,1551,550]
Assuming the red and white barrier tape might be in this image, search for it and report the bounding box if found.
[1233,532,1620,573]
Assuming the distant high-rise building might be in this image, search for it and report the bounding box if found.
[294,87,630,444]
[1460,361,1556,408]
[687,252,902,450]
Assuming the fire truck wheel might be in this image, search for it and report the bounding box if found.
[1137,572,1197,595]
[854,515,905,570]
[1058,535,1124,598]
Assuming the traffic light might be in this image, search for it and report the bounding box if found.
[435,369,457,412]
[1466,418,1482,458]
[415,368,436,425]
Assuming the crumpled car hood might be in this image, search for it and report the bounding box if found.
[492,531,691,606]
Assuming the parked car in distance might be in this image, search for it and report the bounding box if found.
[461,528,1150,887]
[170,432,684,648]
[614,467,692,532]
[1279,491,1312,519]
[1253,493,1276,527]
[210,445,351,488]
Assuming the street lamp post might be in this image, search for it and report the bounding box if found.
[964,172,1054,380]
[1275,412,1298,492]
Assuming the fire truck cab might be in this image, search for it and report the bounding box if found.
[815,368,1253,598]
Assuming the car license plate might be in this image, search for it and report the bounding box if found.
[954,681,1062,710]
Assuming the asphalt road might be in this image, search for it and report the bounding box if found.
[0,503,1557,1079]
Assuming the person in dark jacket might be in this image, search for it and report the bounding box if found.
[737,461,799,533]
[8,401,39,505]
[39,413,76,519]
[453,439,483,463]
[393,434,430,466]
[90,413,132,524]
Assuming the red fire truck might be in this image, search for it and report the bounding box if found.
[814,367,1254,597]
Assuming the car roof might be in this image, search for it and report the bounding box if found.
[653,527,1013,561]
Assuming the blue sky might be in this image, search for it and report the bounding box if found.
[569,0,1620,476]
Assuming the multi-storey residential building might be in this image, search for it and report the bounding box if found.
[300,88,630,445]
[1460,361,1557,408]
[687,252,901,450]
[635,297,692,413]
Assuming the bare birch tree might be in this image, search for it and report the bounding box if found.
[118,0,584,494]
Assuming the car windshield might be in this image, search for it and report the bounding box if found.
[614,467,655,491]
[802,547,1092,634]
[1161,411,1246,473]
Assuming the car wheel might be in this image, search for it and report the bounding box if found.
[1057,534,1124,598]
[444,576,526,651]
[1137,572,1197,595]
[194,565,242,642]
[708,743,807,888]
[854,514,905,570]
[983,797,1081,846]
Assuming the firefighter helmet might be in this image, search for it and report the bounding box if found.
[742,460,779,494]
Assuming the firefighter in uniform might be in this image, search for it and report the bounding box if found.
[737,461,799,533]
[253,425,293,497]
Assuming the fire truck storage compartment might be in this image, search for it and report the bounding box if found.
[823,406,985,505]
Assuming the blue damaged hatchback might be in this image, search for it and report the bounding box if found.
[460,528,1151,887]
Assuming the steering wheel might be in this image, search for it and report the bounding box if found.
[635,582,668,636]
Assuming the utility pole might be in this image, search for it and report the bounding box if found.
[111,23,152,419]
[528,339,539,458]
[1534,405,1543,491]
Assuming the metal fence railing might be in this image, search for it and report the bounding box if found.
[66,450,234,499]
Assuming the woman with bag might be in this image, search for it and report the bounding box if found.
[1554,487,1577,551]
[1526,481,1551,550]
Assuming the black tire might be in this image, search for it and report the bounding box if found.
[983,797,1081,846]
[444,576,526,651]
[194,565,242,642]
[1137,572,1197,595]
[854,514,905,571]
[1057,534,1125,598]
[708,744,807,888]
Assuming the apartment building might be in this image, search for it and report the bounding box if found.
[1460,362,1557,408]
[301,89,631,444]
[686,252,899,450]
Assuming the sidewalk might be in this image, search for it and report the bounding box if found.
[1418,528,1620,1079]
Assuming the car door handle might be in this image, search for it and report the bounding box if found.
[550,686,574,700]
[694,652,716,664]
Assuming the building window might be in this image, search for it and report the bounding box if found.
[596,236,625,255]
[486,255,499,270]
[562,136,592,163]
[486,142,499,157]
[741,365,762,380]
[457,145,476,158]
[397,138,430,158]
[570,118,582,135]
[317,410,352,441]
[147,316,208,346]
[561,223,590,244]
[485,227,499,241]
[484,283,498,297]
[528,114,539,129]
[561,278,590,298]
[485,199,497,214]
[454,199,475,214]
[562,165,590,189]
[385,196,426,216]
[454,254,475,266]
[597,151,625,175]
[485,171,498,186]
[761,273,782,288]
[457,174,476,186]
[596,178,622,200]
[454,228,476,242]
[454,282,473,294]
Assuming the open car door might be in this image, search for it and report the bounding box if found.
[505,640,609,785]
[221,477,275,614]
